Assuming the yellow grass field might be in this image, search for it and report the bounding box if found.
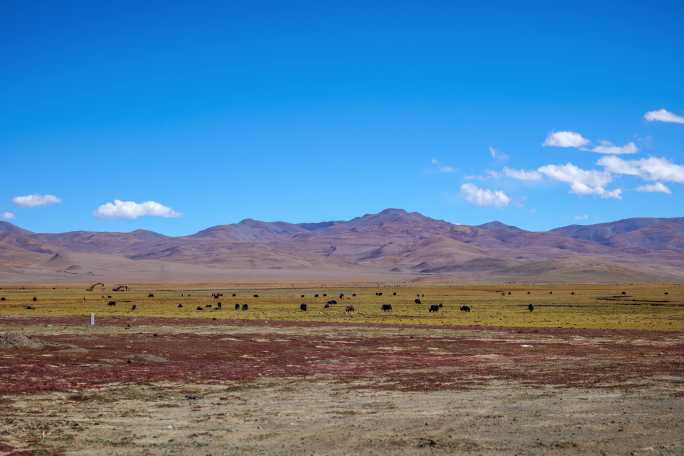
[1,282,683,331]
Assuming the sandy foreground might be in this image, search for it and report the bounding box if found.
[1,318,683,455]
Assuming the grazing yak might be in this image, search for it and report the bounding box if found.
[217,302,222,309]
[352,293,356,297]
[376,292,383,296]
[32,297,37,302]
[300,303,307,311]
[381,304,392,312]
[460,305,471,312]
[528,304,535,312]
[131,305,137,311]
[314,294,319,298]
[177,304,183,308]
[414,298,422,304]
[429,304,440,312]
[327,299,337,305]
[148,293,154,298]
[393,292,397,296]
[253,294,259,298]
[196,306,203,311]
[241,304,249,311]
[235,303,240,311]
[107,301,116,306]
[345,305,355,313]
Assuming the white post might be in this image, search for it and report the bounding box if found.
[90,312,95,326]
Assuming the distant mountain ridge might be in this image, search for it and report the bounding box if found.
[2,209,684,282]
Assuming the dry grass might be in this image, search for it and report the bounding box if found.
[0,283,683,331]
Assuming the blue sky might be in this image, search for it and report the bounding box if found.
[2,0,683,235]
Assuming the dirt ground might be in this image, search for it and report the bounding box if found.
[1,316,683,455]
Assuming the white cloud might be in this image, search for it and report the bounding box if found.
[591,140,638,155]
[430,158,456,173]
[543,131,590,148]
[644,109,684,124]
[489,146,509,162]
[538,163,622,199]
[95,200,181,219]
[12,194,61,207]
[598,156,684,183]
[574,214,589,221]
[460,183,511,208]
[502,167,543,181]
[636,182,671,194]
[1,211,15,220]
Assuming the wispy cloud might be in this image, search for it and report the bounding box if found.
[95,200,181,219]
[591,140,638,155]
[12,194,61,207]
[543,131,590,148]
[430,158,456,173]
[538,163,621,199]
[644,108,684,124]
[1,211,15,220]
[598,156,684,183]
[574,214,589,221]
[636,182,671,194]
[460,183,511,208]
[489,146,509,162]
[502,167,543,181]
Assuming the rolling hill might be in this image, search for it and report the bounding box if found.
[2,209,684,283]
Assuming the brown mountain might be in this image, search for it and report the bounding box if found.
[2,209,684,283]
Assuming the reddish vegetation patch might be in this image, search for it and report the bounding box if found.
[1,318,682,394]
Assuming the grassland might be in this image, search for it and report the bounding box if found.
[1,282,683,331]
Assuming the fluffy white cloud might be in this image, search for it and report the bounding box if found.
[12,194,61,207]
[598,156,684,183]
[591,141,638,155]
[460,183,511,208]
[543,131,590,148]
[95,200,181,219]
[430,158,456,173]
[1,211,15,220]
[644,109,684,124]
[636,182,671,194]
[538,163,622,199]
[502,167,543,181]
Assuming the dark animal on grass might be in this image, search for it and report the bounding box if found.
[177,304,183,308]
[376,292,383,296]
[339,293,344,299]
[507,291,512,295]
[381,304,392,312]
[241,304,249,311]
[205,304,212,308]
[25,305,34,310]
[253,294,259,298]
[622,291,627,295]
[32,297,37,302]
[107,301,116,306]
[429,304,440,312]
[235,304,240,310]
[197,306,203,311]
[571,291,575,295]
[527,291,531,295]
[324,303,330,309]
[131,305,137,311]
[528,304,534,312]
[322,293,327,297]
[0,297,5,301]
[665,291,669,295]
[415,298,422,304]
[327,300,337,305]
[300,303,307,311]
[107,295,112,299]
[393,292,397,296]
[148,293,154,298]
[301,294,305,298]
[345,305,355,313]
[460,305,471,312]
[352,293,356,297]
[549,291,553,295]
[438,303,443,308]
[217,302,222,309]
[314,294,319,298]
[232,293,236,297]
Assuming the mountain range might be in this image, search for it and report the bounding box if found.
[2,208,684,283]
